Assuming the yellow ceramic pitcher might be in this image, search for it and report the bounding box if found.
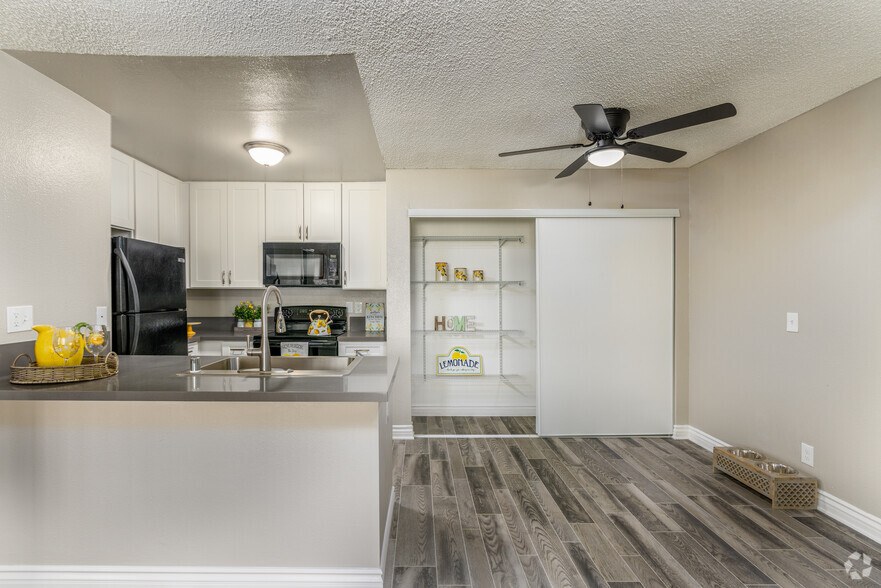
[32,325,84,367]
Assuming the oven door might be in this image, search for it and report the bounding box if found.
[263,242,341,287]
[264,337,339,357]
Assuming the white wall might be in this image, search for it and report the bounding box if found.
[689,76,881,516]
[0,52,110,344]
[387,168,690,428]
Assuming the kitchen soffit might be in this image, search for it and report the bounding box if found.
[2,1,881,173]
[5,52,386,182]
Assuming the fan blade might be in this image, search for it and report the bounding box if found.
[499,143,591,157]
[555,152,591,178]
[623,141,686,163]
[574,104,612,134]
[626,103,736,140]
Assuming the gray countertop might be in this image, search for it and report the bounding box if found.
[0,355,397,403]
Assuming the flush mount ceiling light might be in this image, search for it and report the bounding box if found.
[243,141,289,166]
[586,146,625,167]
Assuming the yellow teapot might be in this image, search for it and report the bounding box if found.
[307,309,332,336]
[32,325,85,367]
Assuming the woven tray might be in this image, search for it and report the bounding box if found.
[10,353,119,384]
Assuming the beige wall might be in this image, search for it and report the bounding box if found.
[689,77,881,515]
[0,52,110,344]
[386,168,690,427]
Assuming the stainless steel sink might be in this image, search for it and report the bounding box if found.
[183,355,361,377]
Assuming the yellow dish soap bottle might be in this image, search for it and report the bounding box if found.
[32,325,84,367]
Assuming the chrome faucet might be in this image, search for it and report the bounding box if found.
[247,285,286,373]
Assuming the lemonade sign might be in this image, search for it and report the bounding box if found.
[436,347,483,376]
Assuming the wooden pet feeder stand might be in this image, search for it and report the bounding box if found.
[713,446,818,510]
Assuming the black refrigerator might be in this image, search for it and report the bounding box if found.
[111,236,188,355]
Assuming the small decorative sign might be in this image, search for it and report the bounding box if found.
[281,342,308,357]
[365,303,385,332]
[434,315,476,331]
[436,347,483,376]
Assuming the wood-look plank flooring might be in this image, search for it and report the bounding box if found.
[389,417,880,587]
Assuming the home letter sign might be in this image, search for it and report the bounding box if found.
[433,315,477,332]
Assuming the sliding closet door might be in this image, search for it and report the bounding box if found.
[536,217,673,436]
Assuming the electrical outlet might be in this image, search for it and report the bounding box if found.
[353,301,364,314]
[6,305,34,333]
[801,443,814,467]
[96,306,108,326]
[786,312,799,332]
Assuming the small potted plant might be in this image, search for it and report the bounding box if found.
[233,300,258,328]
[253,305,262,328]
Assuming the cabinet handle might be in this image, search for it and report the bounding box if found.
[344,270,347,286]
[228,270,232,284]
[222,270,226,285]
[305,226,309,240]
[298,225,302,240]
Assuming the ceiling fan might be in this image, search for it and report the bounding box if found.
[499,102,737,178]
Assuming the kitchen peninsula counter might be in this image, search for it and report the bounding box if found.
[0,355,397,583]
[0,355,397,402]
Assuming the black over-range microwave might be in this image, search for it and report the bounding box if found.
[262,242,342,287]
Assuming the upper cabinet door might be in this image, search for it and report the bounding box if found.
[304,182,342,242]
[265,182,305,241]
[342,182,386,290]
[110,149,135,230]
[189,183,228,288]
[227,183,266,287]
[157,171,183,247]
[134,161,159,242]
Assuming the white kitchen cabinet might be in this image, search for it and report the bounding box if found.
[110,149,135,229]
[189,182,228,288]
[265,182,340,242]
[304,182,342,241]
[134,160,159,242]
[265,182,305,241]
[157,170,185,248]
[227,183,266,287]
[338,341,386,357]
[188,182,265,288]
[342,182,386,289]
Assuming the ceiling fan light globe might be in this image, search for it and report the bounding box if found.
[587,147,625,167]
[244,142,289,166]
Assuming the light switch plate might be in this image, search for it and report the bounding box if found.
[6,305,34,333]
[786,312,799,332]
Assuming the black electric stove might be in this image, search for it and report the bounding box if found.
[259,305,348,356]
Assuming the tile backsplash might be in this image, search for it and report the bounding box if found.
[186,288,386,317]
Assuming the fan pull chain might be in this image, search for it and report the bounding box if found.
[587,168,592,206]
[619,162,625,209]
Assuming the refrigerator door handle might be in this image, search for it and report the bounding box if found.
[130,314,140,355]
[113,247,141,313]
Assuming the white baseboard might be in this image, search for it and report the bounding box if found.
[0,565,382,587]
[380,487,395,576]
[392,424,414,440]
[411,406,535,417]
[681,425,881,544]
[672,425,691,440]
[818,490,881,545]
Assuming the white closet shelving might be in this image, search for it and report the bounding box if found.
[412,235,525,384]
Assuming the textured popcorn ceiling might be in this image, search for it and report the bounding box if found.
[2,0,881,172]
